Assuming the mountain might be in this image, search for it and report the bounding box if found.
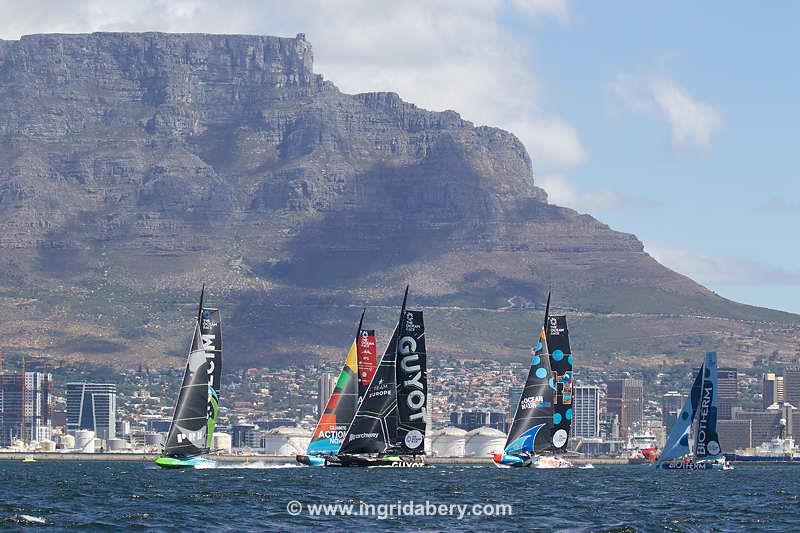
[1,32,798,370]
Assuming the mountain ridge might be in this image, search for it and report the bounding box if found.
[0,31,798,371]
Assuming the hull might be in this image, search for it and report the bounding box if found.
[656,461,726,470]
[154,455,202,469]
[328,454,427,467]
[727,453,800,463]
[295,454,326,467]
[492,453,532,468]
[533,455,573,469]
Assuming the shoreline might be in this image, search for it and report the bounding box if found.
[0,452,632,465]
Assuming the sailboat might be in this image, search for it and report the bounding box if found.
[326,286,428,467]
[656,351,730,470]
[493,293,574,468]
[296,310,378,466]
[154,286,223,469]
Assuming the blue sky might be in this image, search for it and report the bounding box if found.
[2,0,798,312]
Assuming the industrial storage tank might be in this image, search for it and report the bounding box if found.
[144,432,164,448]
[464,427,506,457]
[59,434,76,450]
[261,427,311,456]
[75,430,96,453]
[213,432,232,453]
[429,427,467,457]
[38,439,56,452]
[106,438,128,452]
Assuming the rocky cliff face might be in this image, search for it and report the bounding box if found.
[0,32,798,369]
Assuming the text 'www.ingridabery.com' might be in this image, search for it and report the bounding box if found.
[285,499,513,519]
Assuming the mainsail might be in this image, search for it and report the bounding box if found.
[394,309,427,454]
[658,363,704,464]
[694,351,721,458]
[546,313,574,451]
[306,311,378,455]
[504,298,555,454]
[338,287,411,455]
[163,288,223,457]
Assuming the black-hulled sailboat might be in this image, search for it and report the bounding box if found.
[155,287,222,469]
[296,310,378,466]
[656,351,731,470]
[493,293,574,468]
[326,286,428,467]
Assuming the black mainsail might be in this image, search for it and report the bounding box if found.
[394,308,427,454]
[162,287,223,457]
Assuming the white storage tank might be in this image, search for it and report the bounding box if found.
[261,427,311,456]
[38,439,56,452]
[106,438,128,452]
[212,432,232,453]
[75,430,96,453]
[465,427,506,457]
[59,434,76,450]
[429,427,467,457]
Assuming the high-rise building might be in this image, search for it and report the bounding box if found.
[508,386,523,422]
[734,404,796,446]
[762,373,784,409]
[317,373,335,417]
[717,367,738,420]
[661,391,684,434]
[571,385,600,439]
[783,366,800,407]
[717,419,751,451]
[66,383,117,440]
[606,379,643,438]
[0,371,52,446]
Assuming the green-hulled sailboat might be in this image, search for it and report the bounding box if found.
[155,286,222,469]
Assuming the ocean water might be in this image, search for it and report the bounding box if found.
[2,461,799,531]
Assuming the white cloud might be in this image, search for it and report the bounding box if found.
[650,77,724,152]
[0,0,583,173]
[610,72,724,152]
[537,174,652,213]
[646,241,800,286]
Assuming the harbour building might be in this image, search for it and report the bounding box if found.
[763,373,784,409]
[317,373,335,417]
[783,367,800,407]
[717,367,739,420]
[571,385,600,439]
[606,379,643,438]
[507,386,523,422]
[66,382,117,440]
[661,391,684,434]
[0,371,52,446]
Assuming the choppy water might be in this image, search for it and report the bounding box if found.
[2,461,799,531]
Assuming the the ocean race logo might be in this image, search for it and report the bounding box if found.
[404,429,424,449]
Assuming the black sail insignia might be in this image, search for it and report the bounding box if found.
[545,314,573,451]
[163,291,222,458]
[395,309,427,454]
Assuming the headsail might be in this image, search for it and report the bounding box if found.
[338,324,399,454]
[306,317,362,455]
[504,324,554,454]
[658,363,704,464]
[394,308,427,454]
[546,313,574,451]
[338,287,409,455]
[163,290,222,457]
[694,351,721,458]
